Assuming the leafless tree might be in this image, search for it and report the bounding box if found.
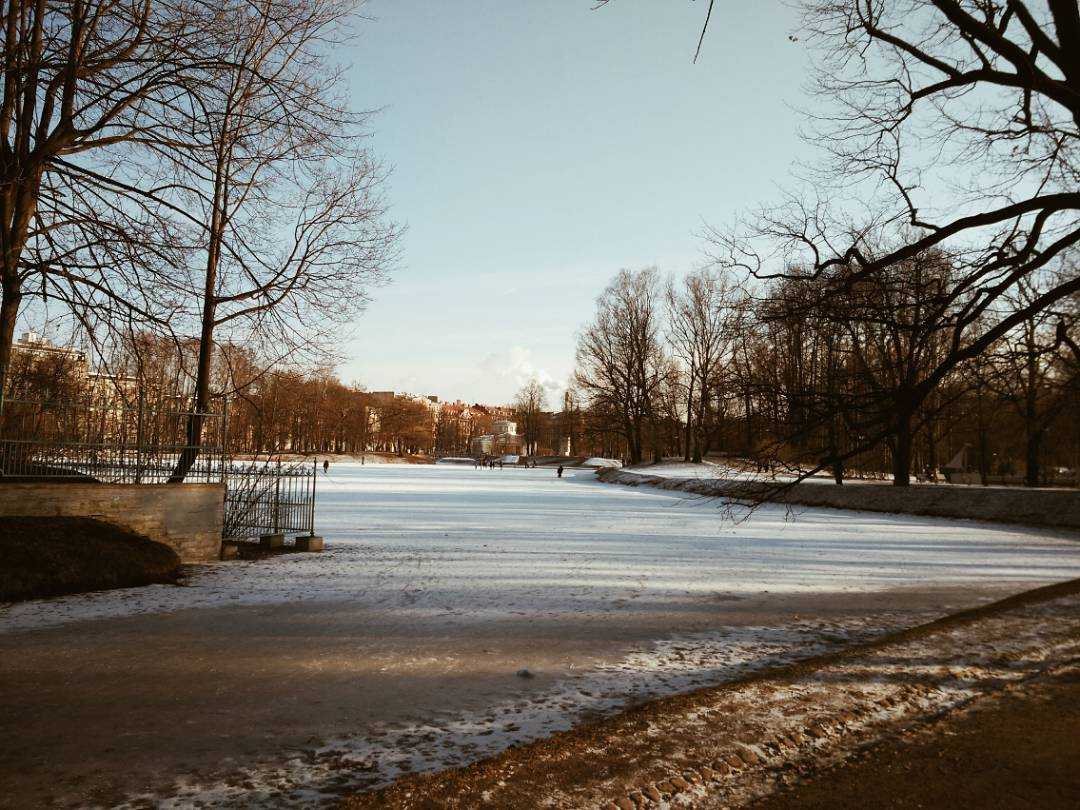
[575,268,667,465]
[155,0,398,480]
[513,378,547,456]
[0,0,219,390]
[982,280,1078,486]
[700,1,1079,485]
[665,267,741,462]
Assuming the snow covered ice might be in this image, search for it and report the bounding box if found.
[5,464,1079,633]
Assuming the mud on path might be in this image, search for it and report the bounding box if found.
[342,578,1080,809]
[0,587,970,809]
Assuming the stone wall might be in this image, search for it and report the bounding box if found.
[0,483,225,562]
[597,468,1080,531]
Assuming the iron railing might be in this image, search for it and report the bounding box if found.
[0,396,226,483]
[223,459,317,540]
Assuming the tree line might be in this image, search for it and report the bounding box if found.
[571,262,1079,486]
[574,1,1080,488]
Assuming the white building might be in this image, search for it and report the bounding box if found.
[470,419,523,457]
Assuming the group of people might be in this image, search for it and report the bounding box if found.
[468,457,567,478]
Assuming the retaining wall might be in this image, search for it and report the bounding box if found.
[0,482,225,562]
[597,468,1080,531]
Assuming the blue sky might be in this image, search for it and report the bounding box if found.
[341,1,810,404]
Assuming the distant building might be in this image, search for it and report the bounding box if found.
[470,434,494,455]
[13,331,88,371]
[470,418,524,457]
[11,332,132,404]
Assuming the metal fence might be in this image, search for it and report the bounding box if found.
[0,395,319,541]
[223,459,317,540]
[0,396,226,483]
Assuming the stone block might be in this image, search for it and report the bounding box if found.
[260,533,285,549]
[294,534,324,552]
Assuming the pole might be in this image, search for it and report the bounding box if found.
[221,395,230,485]
[135,389,144,484]
[310,458,317,536]
[273,458,281,534]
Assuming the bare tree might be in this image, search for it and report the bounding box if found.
[983,281,1078,486]
[692,2,1080,486]
[158,0,398,480]
[575,268,667,465]
[0,0,223,391]
[513,378,547,456]
[665,267,740,463]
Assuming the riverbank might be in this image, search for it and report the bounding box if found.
[599,464,1080,530]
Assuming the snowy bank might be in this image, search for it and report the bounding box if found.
[580,457,622,468]
[598,467,1080,530]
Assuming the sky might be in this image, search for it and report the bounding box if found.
[340,1,811,405]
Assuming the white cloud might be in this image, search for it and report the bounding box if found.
[478,346,567,403]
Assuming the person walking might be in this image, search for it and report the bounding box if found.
[557,465,564,478]
[323,459,329,474]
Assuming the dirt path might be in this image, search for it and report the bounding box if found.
[0,587,980,809]
[340,578,1080,809]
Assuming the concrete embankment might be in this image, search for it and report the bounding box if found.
[0,482,224,561]
[597,467,1080,531]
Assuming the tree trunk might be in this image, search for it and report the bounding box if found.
[692,391,707,464]
[0,283,21,397]
[170,146,228,482]
[683,375,693,462]
[169,232,221,482]
[626,416,642,465]
[1024,426,1042,488]
[925,412,937,480]
[649,414,662,464]
[892,407,913,487]
[1022,344,1041,487]
[743,385,753,454]
[976,381,990,486]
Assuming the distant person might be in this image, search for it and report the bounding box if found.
[323,459,329,474]
[557,465,564,478]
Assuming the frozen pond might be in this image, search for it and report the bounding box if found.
[6,463,1080,633]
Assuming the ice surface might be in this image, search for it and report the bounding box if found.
[4,464,1079,634]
